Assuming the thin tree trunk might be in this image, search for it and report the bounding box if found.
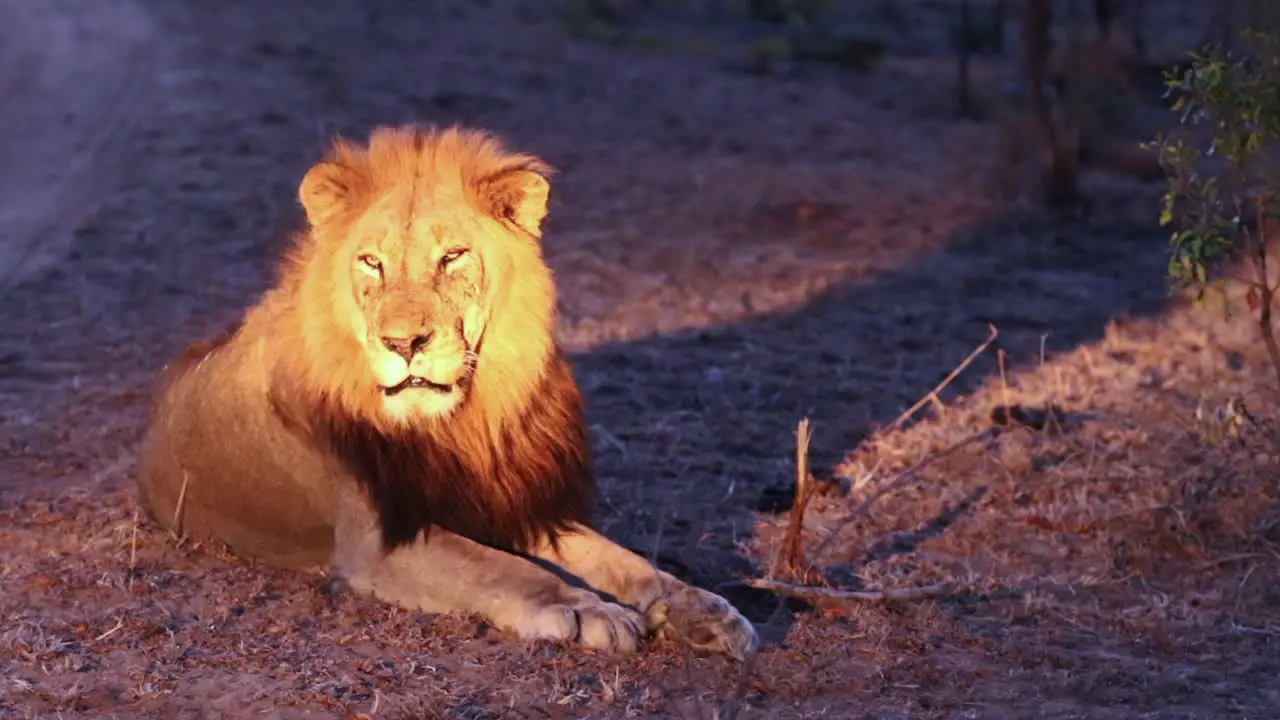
[957,0,973,116]
[1022,0,1079,205]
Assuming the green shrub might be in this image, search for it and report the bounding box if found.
[1152,13,1280,381]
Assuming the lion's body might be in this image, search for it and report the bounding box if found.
[139,311,338,571]
[136,125,757,659]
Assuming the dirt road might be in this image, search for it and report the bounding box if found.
[0,0,159,291]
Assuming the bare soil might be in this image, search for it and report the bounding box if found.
[3,1,1279,718]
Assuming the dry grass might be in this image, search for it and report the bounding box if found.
[3,0,1279,717]
[747,291,1280,713]
[0,488,757,717]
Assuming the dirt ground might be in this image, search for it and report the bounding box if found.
[3,0,1280,718]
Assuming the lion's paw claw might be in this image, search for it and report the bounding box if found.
[518,594,648,654]
[652,587,759,661]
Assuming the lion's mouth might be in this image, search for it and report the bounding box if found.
[384,376,454,397]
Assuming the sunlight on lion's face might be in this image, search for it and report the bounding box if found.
[342,192,492,423]
[295,125,557,430]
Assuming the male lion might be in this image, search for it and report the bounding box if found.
[136,124,759,659]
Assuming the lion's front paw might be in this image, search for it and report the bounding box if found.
[649,586,759,661]
[515,592,649,654]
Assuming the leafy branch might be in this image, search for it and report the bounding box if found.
[1151,13,1280,384]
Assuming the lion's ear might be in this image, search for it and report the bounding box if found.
[298,161,359,227]
[481,169,551,237]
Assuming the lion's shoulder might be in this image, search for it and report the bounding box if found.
[154,316,245,397]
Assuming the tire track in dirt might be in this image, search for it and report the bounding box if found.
[0,0,158,290]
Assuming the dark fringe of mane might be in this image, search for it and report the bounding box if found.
[275,356,596,553]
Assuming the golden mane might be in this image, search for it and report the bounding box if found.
[260,124,592,552]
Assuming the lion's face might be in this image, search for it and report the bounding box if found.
[343,195,490,421]
[292,126,557,429]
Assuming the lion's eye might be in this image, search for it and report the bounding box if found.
[357,254,383,274]
[439,248,468,269]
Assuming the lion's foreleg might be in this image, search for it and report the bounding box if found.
[327,485,647,653]
[531,526,760,660]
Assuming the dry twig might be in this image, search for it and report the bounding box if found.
[998,348,1011,409]
[93,617,126,642]
[128,508,139,590]
[744,578,958,607]
[172,470,190,541]
[890,324,998,431]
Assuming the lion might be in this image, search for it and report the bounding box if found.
[136,124,759,659]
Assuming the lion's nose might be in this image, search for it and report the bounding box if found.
[381,332,432,362]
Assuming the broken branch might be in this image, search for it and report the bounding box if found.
[769,417,815,582]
